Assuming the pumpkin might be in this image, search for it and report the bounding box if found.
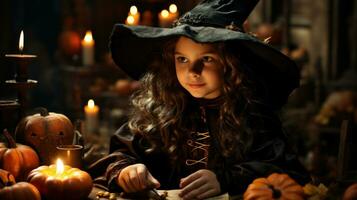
[58,30,81,56]
[0,169,41,200]
[243,173,305,200]
[0,129,40,181]
[343,183,357,200]
[15,108,74,164]
[27,164,93,200]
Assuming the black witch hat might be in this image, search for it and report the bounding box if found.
[110,0,300,108]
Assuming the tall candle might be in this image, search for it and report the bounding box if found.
[81,31,95,66]
[84,99,99,134]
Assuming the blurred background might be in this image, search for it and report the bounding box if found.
[0,0,356,187]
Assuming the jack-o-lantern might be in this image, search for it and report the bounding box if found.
[15,108,74,164]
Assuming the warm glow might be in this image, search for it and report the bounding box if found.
[130,5,138,15]
[88,99,95,108]
[169,4,177,13]
[19,30,24,52]
[83,31,93,42]
[126,15,135,25]
[56,159,64,175]
[161,9,169,18]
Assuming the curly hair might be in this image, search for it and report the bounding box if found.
[128,37,269,163]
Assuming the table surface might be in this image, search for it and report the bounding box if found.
[88,186,241,200]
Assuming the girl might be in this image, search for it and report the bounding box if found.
[90,0,311,199]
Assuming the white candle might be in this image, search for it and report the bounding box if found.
[81,31,95,66]
[84,99,99,134]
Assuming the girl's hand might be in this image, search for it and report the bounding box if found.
[117,163,160,193]
[179,169,221,200]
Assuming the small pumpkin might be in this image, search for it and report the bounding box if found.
[0,169,41,200]
[27,164,93,200]
[343,183,357,200]
[0,129,40,181]
[243,173,305,200]
[15,108,74,164]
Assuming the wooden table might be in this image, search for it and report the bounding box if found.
[88,185,241,200]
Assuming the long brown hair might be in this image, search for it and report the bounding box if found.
[128,37,270,162]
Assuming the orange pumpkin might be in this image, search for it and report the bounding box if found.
[343,183,357,200]
[0,169,41,200]
[27,164,93,200]
[243,173,305,200]
[0,129,40,181]
[15,108,74,164]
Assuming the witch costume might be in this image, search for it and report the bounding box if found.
[88,0,311,196]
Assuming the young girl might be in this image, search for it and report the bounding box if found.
[90,0,310,199]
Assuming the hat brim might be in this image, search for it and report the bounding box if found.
[110,24,300,108]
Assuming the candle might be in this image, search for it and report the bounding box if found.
[125,5,140,25]
[56,144,83,169]
[81,31,95,66]
[84,99,99,135]
[27,159,93,200]
[169,4,179,21]
[5,30,37,82]
[158,9,171,28]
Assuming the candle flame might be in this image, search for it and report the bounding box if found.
[169,4,177,14]
[84,31,93,42]
[56,159,64,175]
[19,30,24,52]
[130,5,138,15]
[126,15,135,25]
[88,99,95,108]
[161,10,169,18]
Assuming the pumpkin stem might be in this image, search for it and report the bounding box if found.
[37,107,49,116]
[2,129,17,148]
[268,184,281,199]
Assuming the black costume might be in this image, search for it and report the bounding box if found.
[89,97,310,195]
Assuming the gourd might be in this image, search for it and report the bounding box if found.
[0,169,41,200]
[0,129,40,181]
[243,173,305,200]
[15,108,74,164]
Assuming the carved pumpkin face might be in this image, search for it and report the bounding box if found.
[15,108,74,165]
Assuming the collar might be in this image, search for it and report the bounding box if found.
[195,96,224,108]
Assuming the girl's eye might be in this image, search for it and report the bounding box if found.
[202,56,213,62]
[176,56,188,63]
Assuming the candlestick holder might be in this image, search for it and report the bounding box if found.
[4,54,38,117]
[5,54,37,82]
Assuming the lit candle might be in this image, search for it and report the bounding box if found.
[169,4,179,21]
[5,30,37,82]
[27,158,93,200]
[125,5,140,25]
[158,9,171,28]
[84,99,99,134]
[81,31,95,66]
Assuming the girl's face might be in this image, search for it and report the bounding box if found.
[174,36,224,99]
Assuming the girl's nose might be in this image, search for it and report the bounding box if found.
[188,60,203,77]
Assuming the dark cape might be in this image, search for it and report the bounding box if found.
[88,98,311,195]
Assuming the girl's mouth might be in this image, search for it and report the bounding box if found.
[188,83,205,88]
